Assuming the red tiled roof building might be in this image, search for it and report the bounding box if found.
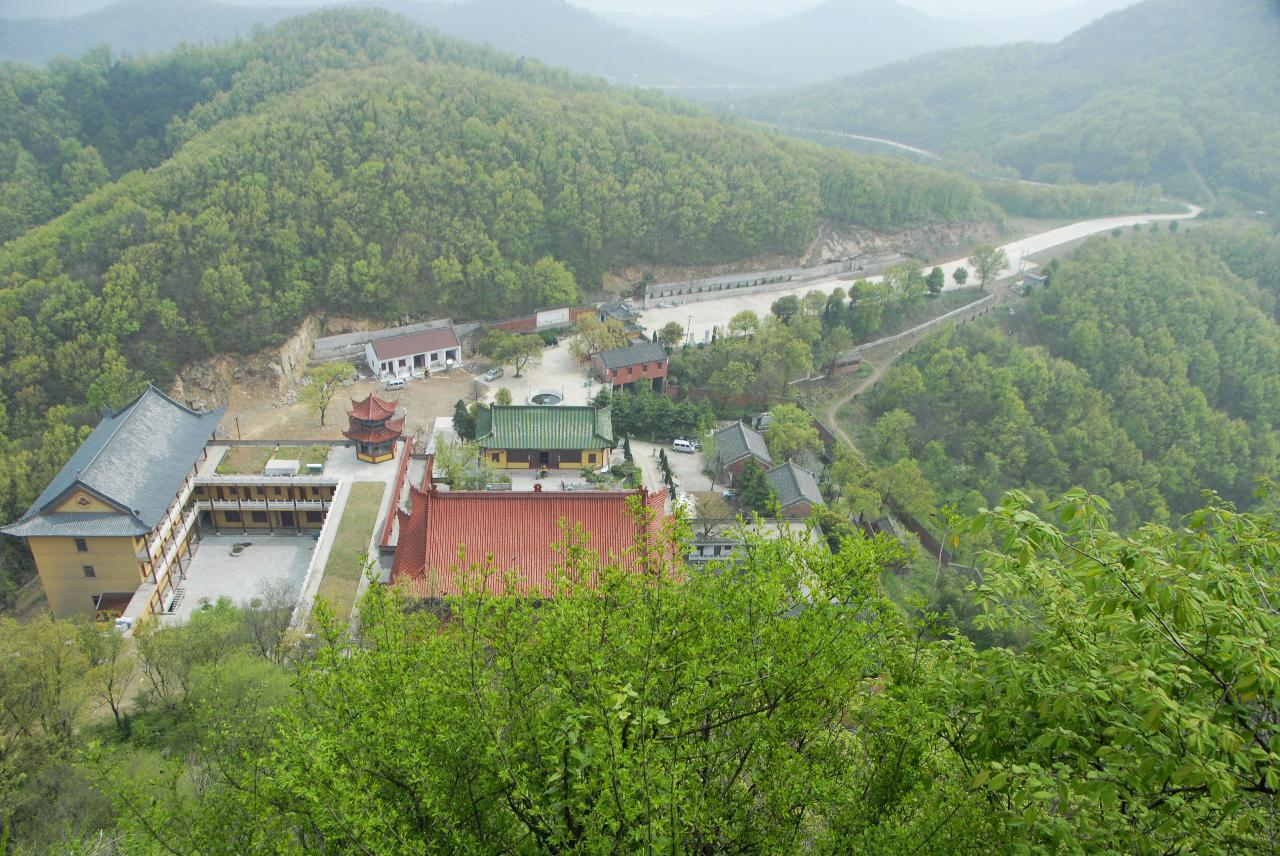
[343,393,404,463]
[391,484,669,598]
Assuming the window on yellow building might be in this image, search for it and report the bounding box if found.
[75,538,88,552]
[82,565,96,578]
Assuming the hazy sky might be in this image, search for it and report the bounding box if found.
[0,0,1137,23]
[580,0,1133,20]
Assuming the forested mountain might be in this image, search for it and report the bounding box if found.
[0,8,992,603]
[0,0,299,67]
[861,229,1280,530]
[0,0,738,88]
[741,0,1280,211]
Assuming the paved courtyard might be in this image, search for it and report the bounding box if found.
[478,341,602,407]
[163,534,314,623]
[631,440,714,494]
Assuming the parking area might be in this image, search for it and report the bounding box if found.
[631,440,714,493]
[163,534,315,623]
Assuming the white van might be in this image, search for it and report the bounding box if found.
[672,439,696,454]
[384,377,408,391]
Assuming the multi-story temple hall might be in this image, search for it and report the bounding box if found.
[0,387,224,619]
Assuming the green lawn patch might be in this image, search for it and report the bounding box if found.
[215,445,331,474]
[275,446,332,468]
[215,446,275,475]
[315,482,386,624]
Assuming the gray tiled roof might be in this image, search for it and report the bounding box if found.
[2,387,224,538]
[714,422,772,467]
[597,341,668,370]
[1,513,149,538]
[765,462,823,510]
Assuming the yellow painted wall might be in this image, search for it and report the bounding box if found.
[580,448,609,468]
[483,448,609,469]
[29,536,144,618]
[52,490,120,514]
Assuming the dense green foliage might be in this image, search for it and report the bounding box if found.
[743,0,1280,210]
[978,179,1175,219]
[590,387,715,443]
[0,8,997,601]
[6,491,1280,851]
[863,233,1280,529]
[671,272,983,405]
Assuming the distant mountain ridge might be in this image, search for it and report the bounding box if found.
[380,0,743,85]
[0,0,301,65]
[739,0,1280,209]
[0,0,742,87]
[606,0,992,86]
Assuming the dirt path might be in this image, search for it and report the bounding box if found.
[823,287,1008,453]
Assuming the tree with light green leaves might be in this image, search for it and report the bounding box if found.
[299,362,355,427]
[936,488,1280,853]
[482,330,545,377]
[764,403,822,463]
[968,245,1008,289]
[656,321,684,349]
[568,316,629,363]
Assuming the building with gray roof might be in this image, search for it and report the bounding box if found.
[712,422,772,485]
[1,386,225,619]
[764,462,824,519]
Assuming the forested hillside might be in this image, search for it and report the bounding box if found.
[741,0,1280,211]
[0,8,996,603]
[861,231,1280,530]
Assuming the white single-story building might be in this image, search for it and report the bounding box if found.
[365,327,462,379]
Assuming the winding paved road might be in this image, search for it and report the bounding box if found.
[640,203,1202,343]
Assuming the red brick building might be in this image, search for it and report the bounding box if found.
[391,484,669,598]
[590,341,669,392]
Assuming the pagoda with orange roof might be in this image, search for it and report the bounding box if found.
[343,393,404,463]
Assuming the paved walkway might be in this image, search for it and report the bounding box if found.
[289,479,351,627]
